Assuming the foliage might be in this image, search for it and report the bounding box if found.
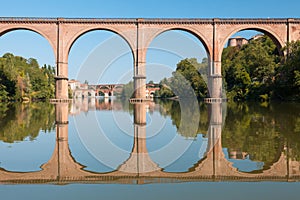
[120,80,134,99]
[0,102,56,143]
[223,36,300,101]
[222,102,300,170]
[157,99,208,138]
[222,36,280,101]
[154,99,300,170]
[156,58,208,99]
[274,40,300,100]
[0,53,55,101]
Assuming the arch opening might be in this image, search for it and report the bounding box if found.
[68,30,134,172]
[145,30,210,172]
[0,29,56,101]
[221,29,283,102]
[146,29,210,99]
[68,29,134,89]
[221,28,284,58]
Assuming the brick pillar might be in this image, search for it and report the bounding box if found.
[55,65,69,100]
[133,20,146,100]
[208,60,223,99]
[207,19,223,101]
[55,21,69,100]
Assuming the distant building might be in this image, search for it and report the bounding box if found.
[68,80,95,98]
[146,83,160,98]
[68,79,81,90]
[228,150,249,160]
[227,36,249,47]
[249,34,264,41]
[228,34,265,48]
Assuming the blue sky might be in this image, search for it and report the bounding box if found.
[0,0,299,83]
[1,0,300,18]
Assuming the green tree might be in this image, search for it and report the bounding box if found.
[274,40,300,100]
[157,99,208,138]
[121,80,134,99]
[0,102,55,143]
[157,58,208,99]
[222,35,280,101]
[0,53,55,101]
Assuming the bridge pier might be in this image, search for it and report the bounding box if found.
[133,56,147,99]
[132,22,147,101]
[207,59,223,100]
[55,77,69,100]
[55,21,69,101]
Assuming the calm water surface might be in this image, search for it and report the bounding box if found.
[0,99,300,200]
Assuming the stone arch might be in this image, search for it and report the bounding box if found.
[0,27,57,61]
[99,85,110,90]
[66,28,135,63]
[219,26,285,61]
[145,27,212,60]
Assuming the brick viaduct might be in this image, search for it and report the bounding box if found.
[1,18,300,101]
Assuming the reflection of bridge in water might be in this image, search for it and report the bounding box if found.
[72,84,160,99]
[69,98,159,115]
[1,102,300,185]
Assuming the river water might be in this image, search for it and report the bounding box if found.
[0,98,300,200]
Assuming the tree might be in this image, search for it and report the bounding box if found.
[274,40,300,100]
[222,35,280,101]
[148,80,154,84]
[157,58,208,99]
[121,81,134,99]
[0,53,55,101]
[0,102,55,143]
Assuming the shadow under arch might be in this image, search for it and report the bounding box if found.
[220,27,285,59]
[0,28,56,61]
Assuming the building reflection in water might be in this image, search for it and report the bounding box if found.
[0,98,300,184]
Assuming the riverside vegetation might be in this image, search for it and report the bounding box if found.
[0,53,55,102]
[121,36,300,102]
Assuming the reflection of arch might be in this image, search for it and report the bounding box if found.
[226,139,285,174]
[1,102,300,183]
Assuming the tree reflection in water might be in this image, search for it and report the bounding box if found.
[0,102,55,143]
[0,99,299,174]
[157,100,300,173]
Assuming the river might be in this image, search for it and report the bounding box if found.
[0,98,299,200]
